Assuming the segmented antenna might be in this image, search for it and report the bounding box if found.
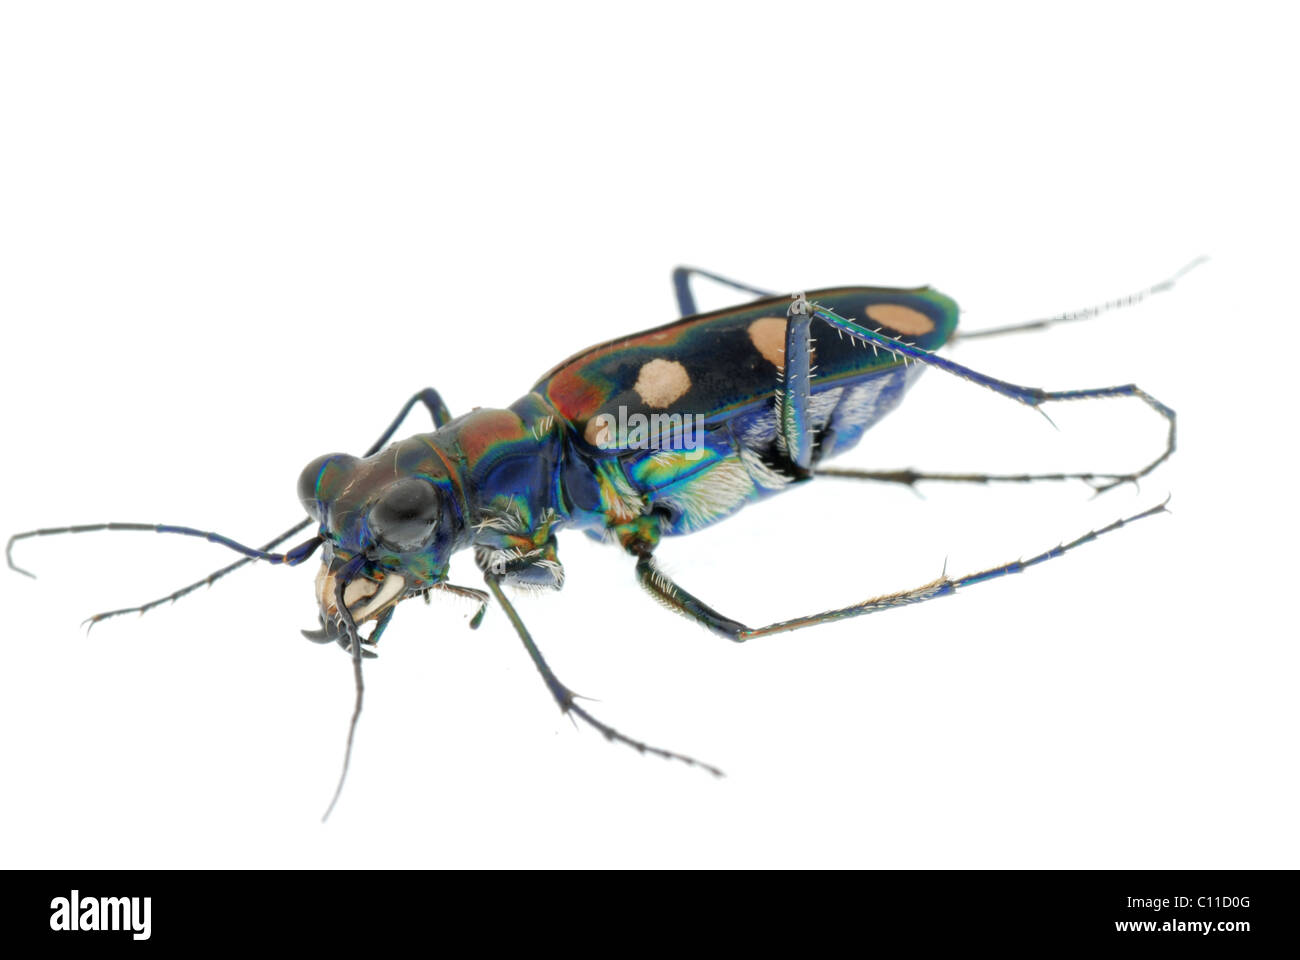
[83,519,314,628]
[6,522,322,578]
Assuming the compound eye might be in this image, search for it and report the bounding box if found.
[297,452,358,521]
[370,478,440,551]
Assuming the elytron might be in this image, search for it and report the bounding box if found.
[8,262,1202,817]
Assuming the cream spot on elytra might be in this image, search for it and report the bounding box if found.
[748,316,788,370]
[864,303,934,336]
[633,359,691,408]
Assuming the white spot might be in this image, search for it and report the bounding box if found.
[634,358,691,408]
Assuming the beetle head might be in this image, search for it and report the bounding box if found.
[296,445,461,643]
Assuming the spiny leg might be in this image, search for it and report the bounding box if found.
[815,465,1137,495]
[630,543,746,641]
[484,574,723,777]
[474,535,565,592]
[777,310,815,472]
[756,300,817,476]
[632,499,1169,641]
[17,387,456,626]
[672,265,775,317]
[682,262,1196,492]
[429,582,490,629]
[952,257,1207,342]
[805,302,1176,493]
[363,387,453,456]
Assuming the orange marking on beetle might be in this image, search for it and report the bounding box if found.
[748,316,788,370]
[457,409,529,465]
[864,303,934,336]
[545,366,611,423]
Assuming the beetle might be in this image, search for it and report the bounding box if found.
[7,261,1202,817]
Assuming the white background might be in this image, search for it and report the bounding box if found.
[1,2,1295,869]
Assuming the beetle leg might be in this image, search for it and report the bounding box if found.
[671,265,774,317]
[812,259,1205,494]
[951,256,1207,342]
[429,582,490,629]
[473,536,565,592]
[807,303,1176,494]
[815,465,1140,494]
[632,549,749,641]
[483,574,723,777]
[775,311,815,474]
[629,499,1169,641]
[362,387,453,457]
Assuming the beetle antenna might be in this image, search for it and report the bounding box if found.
[7,522,323,578]
[81,519,316,629]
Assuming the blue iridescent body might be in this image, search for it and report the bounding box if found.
[301,286,958,614]
[9,262,1193,802]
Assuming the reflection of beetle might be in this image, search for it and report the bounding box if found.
[8,262,1195,817]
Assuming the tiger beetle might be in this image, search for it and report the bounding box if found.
[7,259,1204,819]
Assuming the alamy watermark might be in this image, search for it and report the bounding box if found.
[589,407,707,460]
[50,890,151,940]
